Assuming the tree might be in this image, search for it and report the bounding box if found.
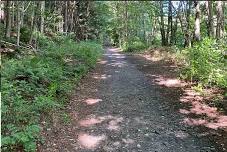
[167,0,173,45]
[5,1,11,38]
[29,2,36,44]
[206,1,214,37]
[63,2,68,33]
[216,1,224,39]
[16,1,20,46]
[124,1,128,47]
[160,1,167,46]
[40,1,45,33]
[194,1,201,42]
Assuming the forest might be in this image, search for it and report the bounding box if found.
[1,1,227,152]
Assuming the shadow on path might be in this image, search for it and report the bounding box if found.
[41,47,227,152]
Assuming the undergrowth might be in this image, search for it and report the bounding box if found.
[181,38,227,89]
[129,38,227,90]
[122,37,148,52]
[1,34,102,151]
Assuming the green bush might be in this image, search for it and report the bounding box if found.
[181,38,227,88]
[123,39,147,52]
[1,36,102,151]
[20,26,32,43]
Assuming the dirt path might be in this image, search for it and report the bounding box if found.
[41,47,226,152]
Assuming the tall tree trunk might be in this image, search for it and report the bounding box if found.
[160,1,166,46]
[216,1,224,39]
[185,1,192,47]
[167,0,172,45]
[173,18,178,45]
[5,0,11,38]
[40,1,45,33]
[194,1,201,42]
[20,1,24,27]
[57,1,63,33]
[124,1,128,47]
[16,1,20,46]
[0,0,5,23]
[74,1,80,41]
[143,13,146,43]
[69,1,75,33]
[206,1,214,37]
[64,2,68,34]
[11,2,14,28]
[221,2,225,37]
[29,2,35,44]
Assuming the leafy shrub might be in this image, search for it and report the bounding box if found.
[181,38,227,88]
[1,36,102,151]
[123,40,147,52]
[20,26,32,43]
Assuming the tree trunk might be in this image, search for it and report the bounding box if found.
[64,2,68,34]
[206,1,214,37]
[124,1,128,47]
[0,0,5,23]
[160,1,166,46]
[185,1,192,47]
[167,0,172,45]
[69,1,75,33]
[216,1,224,39]
[20,1,24,27]
[143,13,146,43]
[221,2,225,37]
[11,2,15,28]
[29,2,35,44]
[40,1,45,33]
[57,2,63,33]
[5,0,11,38]
[173,18,178,45]
[16,1,20,46]
[194,1,201,42]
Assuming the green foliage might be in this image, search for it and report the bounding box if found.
[20,26,32,43]
[122,37,148,52]
[61,113,71,124]
[123,40,147,52]
[181,38,227,88]
[1,35,102,151]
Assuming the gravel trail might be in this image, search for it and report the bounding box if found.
[41,47,225,152]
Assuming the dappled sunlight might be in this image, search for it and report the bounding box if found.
[107,61,126,68]
[107,117,123,131]
[115,56,126,59]
[179,89,227,130]
[122,138,135,144]
[174,130,189,139]
[97,60,108,64]
[139,52,227,132]
[78,133,106,149]
[134,117,148,125]
[147,74,186,88]
[103,47,127,68]
[92,73,111,80]
[183,115,227,130]
[83,98,102,105]
[108,47,122,52]
[78,115,124,131]
[142,53,165,62]
[179,109,190,115]
[79,117,103,127]
[156,77,183,87]
[139,49,180,65]
[142,54,159,61]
